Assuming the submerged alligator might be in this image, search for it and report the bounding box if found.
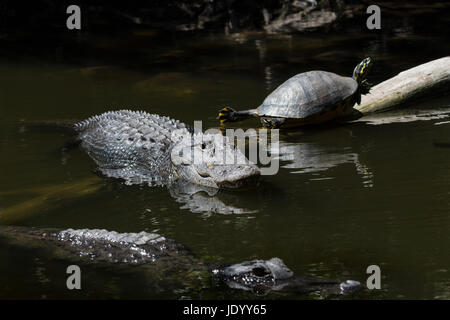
[73,110,260,189]
[0,226,361,297]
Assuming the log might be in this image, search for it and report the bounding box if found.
[355,57,450,115]
[0,177,102,224]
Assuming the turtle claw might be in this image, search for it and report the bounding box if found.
[217,107,236,123]
[360,80,372,95]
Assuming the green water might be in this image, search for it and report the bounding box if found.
[0,19,450,299]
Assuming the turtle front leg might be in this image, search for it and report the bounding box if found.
[360,79,372,94]
[261,117,285,129]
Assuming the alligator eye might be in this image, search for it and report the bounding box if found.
[198,172,210,178]
[252,267,270,277]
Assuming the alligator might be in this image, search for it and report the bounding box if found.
[0,226,362,297]
[73,110,260,189]
[8,110,260,217]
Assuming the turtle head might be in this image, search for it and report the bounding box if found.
[352,57,372,84]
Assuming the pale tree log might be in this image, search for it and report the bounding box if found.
[355,57,450,115]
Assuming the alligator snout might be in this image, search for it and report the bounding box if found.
[210,164,261,189]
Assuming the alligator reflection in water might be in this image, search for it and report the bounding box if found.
[0,226,361,297]
[168,181,256,216]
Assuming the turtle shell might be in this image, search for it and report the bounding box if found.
[257,71,358,118]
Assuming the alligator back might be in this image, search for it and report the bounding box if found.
[0,226,202,282]
[74,110,192,185]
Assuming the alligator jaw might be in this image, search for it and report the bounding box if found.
[203,164,261,189]
[173,166,260,189]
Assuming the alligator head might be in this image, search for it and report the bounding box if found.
[213,257,362,296]
[170,131,260,189]
[213,258,294,295]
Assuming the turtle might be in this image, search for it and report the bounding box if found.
[218,57,372,128]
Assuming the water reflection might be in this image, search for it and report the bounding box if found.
[168,182,256,217]
[264,66,273,91]
[0,177,257,223]
[230,128,374,187]
[254,39,267,61]
[274,140,374,187]
[355,108,450,125]
[254,39,274,91]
